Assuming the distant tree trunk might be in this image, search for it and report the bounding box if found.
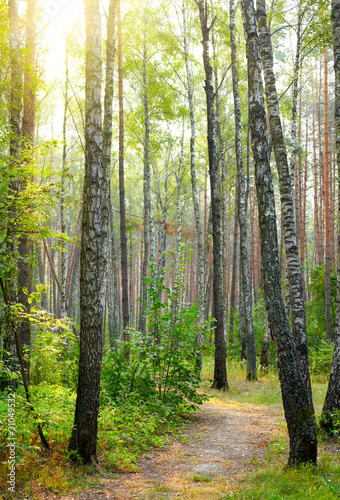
[18,0,37,382]
[60,42,69,320]
[156,157,168,281]
[256,0,314,411]
[312,92,321,267]
[228,197,238,344]
[239,260,246,361]
[241,0,317,465]
[324,47,333,343]
[102,0,117,346]
[69,0,104,464]
[321,0,340,431]
[230,0,256,380]
[175,131,184,273]
[289,0,302,194]
[108,199,119,346]
[260,310,270,375]
[117,0,129,344]
[183,0,205,322]
[195,0,227,390]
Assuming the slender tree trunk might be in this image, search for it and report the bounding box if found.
[290,0,302,196]
[17,0,37,382]
[230,0,256,380]
[60,42,69,320]
[117,0,129,344]
[69,0,104,464]
[195,0,227,390]
[183,0,205,322]
[260,310,270,375]
[228,195,238,344]
[321,0,340,430]
[324,47,333,342]
[256,0,314,411]
[241,0,317,465]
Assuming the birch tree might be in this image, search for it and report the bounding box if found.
[195,0,227,390]
[256,0,313,411]
[69,0,105,463]
[241,0,317,465]
[230,0,257,380]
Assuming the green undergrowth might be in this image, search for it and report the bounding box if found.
[223,455,340,499]
[0,381,191,498]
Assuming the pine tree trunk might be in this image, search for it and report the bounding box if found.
[321,0,340,430]
[324,47,333,342]
[256,0,313,411]
[241,0,317,465]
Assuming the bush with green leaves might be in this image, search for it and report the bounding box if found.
[101,252,208,412]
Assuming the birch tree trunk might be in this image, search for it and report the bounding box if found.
[256,0,313,411]
[321,0,340,431]
[102,0,117,345]
[228,196,238,344]
[289,0,302,192]
[230,0,257,380]
[260,310,270,375]
[60,42,69,320]
[241,0,317,465]
[117,0,129,341]
[108,199,119,345]
[195,0,227,390]
[182,0,205,322]
[69,0,104,463]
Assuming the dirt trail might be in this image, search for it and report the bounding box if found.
[71,399,283,500]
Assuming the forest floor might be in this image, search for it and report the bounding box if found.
[8,372,340,499]
[34,387,286,500]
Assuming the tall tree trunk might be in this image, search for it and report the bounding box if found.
[195,0,227,390]
[289,0,302,195]
[256,0,314,411]
[69,0,104,464]
[183,0,205,322]
[230,0,256,380]
[260,310,270,374]
[102,0,117,345]
[117,0,129,343]
[2,0,22,390]
[228,195,238,343]
[108,199,119,345]
[60,41,69,320]
[324,47,333,342]
[321,0,340,431]
[241,0,317,465]
[18,0,37,382]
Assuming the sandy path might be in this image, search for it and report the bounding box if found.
[82,399,283,500]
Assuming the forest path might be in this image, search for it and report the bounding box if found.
[83,397,283,500]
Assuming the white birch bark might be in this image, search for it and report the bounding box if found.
[256,0,313,411]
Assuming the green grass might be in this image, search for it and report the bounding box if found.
[222,456,340,499]
[0,355,338,499]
